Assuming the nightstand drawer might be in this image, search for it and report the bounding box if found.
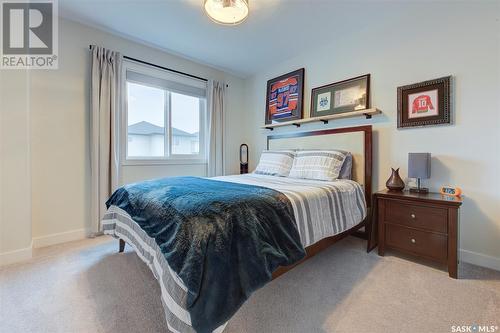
[385,201,447,233]
[385,224,447,262]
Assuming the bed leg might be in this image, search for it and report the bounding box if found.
[366,230,372,252]
[119,239,125,253]
[366,207,378,253]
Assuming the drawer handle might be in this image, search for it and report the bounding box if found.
[410,213,416,219]
[411,238,416,244]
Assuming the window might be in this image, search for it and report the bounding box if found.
[127,82,165,158]
[171,92,201,155]
[123,61,207,163]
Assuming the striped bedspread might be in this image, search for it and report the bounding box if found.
[103,206,203,333]
[102,174,367,332]
[214,174,367,247]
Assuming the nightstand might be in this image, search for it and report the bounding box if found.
[375,190,462,278]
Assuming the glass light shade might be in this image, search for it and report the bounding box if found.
[240,144,248,164]
[204,0,249,25]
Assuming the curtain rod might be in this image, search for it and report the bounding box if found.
[89,45,208,83]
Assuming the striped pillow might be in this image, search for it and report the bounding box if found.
[254,150,295,177]
[289,150,348,181]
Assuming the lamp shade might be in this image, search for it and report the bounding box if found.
[408,153,431,179]
[204,0,249,25]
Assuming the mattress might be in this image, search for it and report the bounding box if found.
[214,174,367,247]
[102,174,367,332]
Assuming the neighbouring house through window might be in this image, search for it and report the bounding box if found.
[123,60,207,163]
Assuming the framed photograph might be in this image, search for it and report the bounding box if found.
[310,74,370,118]
[397,76,451,128]
[265,68,305,124]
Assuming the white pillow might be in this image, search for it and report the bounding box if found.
[254,150,295,177]
[289,150,348,181]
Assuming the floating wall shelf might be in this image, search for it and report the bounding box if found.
[262,108,381,130]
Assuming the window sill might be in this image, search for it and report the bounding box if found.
[122,158,207,166]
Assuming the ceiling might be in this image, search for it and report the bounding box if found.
[59,0,414,77]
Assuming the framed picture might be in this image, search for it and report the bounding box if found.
[397,76,451,128]
[265,68,305,124]
[310,74,370,118]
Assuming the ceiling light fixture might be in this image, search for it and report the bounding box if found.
[204,0,249,25]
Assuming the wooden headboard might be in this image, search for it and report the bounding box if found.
[267,125,373,207]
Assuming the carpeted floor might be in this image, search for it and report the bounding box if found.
[0,236,498,333]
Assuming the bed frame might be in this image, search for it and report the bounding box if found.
[118,125,375,279]
[267,125,375,279]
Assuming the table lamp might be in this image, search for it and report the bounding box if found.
[408,153,431,193]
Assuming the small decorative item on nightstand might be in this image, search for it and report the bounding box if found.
[386,168,405,191]
[440,185,462,197]
[240,144,249,174]
[408,153,431,193]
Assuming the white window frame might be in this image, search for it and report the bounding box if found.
[121,60,208,166]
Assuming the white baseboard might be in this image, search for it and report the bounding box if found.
[2,233,498,272]
[0,229,87,267]
[0,242,33,267]
[32,229,87,249]
[460,249,500,271]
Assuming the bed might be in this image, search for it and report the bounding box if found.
[215,174,366,248]
[102,125,373,333]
